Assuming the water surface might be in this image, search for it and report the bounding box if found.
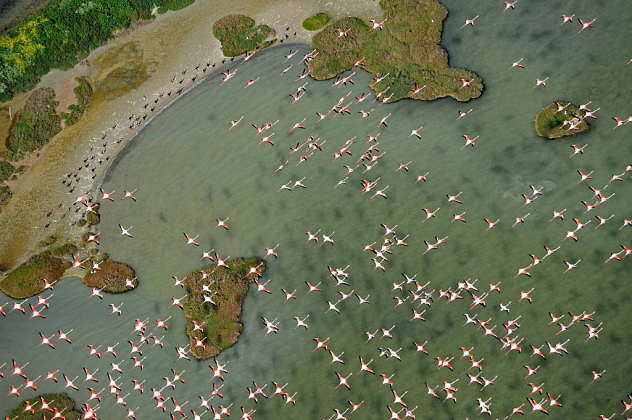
[2,0,632,418]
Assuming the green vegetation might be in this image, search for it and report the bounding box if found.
[155,0,195,14]
[0,0,197,102]
[0,159,15,182]
[212,15,276,57]
[83,258,137,293]
[184,257,265,359]
[8,393,81,420]
[5,87,61,161]
[303,12,331,31]
[535,102,590,139]
[308,0,483,103]
[0,250,70,298]
[62,77,93,125]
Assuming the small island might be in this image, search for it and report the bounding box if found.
[83,257,138,293]
[303,12,331,31]
[535,102,590,139]
[212,15,276,57]
[8,393,81,420]
[307,0,484,103]
[183,257,266,359]
[0,243,137,298]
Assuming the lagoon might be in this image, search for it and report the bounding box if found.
[2,0,632,418]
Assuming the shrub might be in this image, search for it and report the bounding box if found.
[0,184,11,204]
[0,160,14,183]
[0,0,198,102]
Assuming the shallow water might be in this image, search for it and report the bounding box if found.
[2,0,632,418]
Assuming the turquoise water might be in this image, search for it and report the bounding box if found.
[2,0,632,418]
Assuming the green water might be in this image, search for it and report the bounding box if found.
[2,0,632,418]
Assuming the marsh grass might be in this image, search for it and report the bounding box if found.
[0,250,70,298]
[5,87,61,161]
[303,12,331,31]
[8,393,81,420]
[212,15,276,57]
[308,0,483,103]
[183,257,265,359]
[535,102,590,139]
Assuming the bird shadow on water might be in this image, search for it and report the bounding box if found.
[449,35,463,45]
[206,185,214,202]
[530,28,554,41]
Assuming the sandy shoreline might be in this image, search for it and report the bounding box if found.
[0,0,382,269]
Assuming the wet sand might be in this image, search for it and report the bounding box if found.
[0,0,381,268]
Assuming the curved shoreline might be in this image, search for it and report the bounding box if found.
[97,41,309,195]
[0,0,383,269]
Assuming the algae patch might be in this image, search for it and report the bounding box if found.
[91,42,156,99]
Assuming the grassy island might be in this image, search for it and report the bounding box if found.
[8,393,81,420]
[83,258,137,293]
[0,249,71,298]
[307,0,483,103]
[535,102,590,139]
[183,257,266,359]
[212,15,276,57]
[303,12,331,31]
